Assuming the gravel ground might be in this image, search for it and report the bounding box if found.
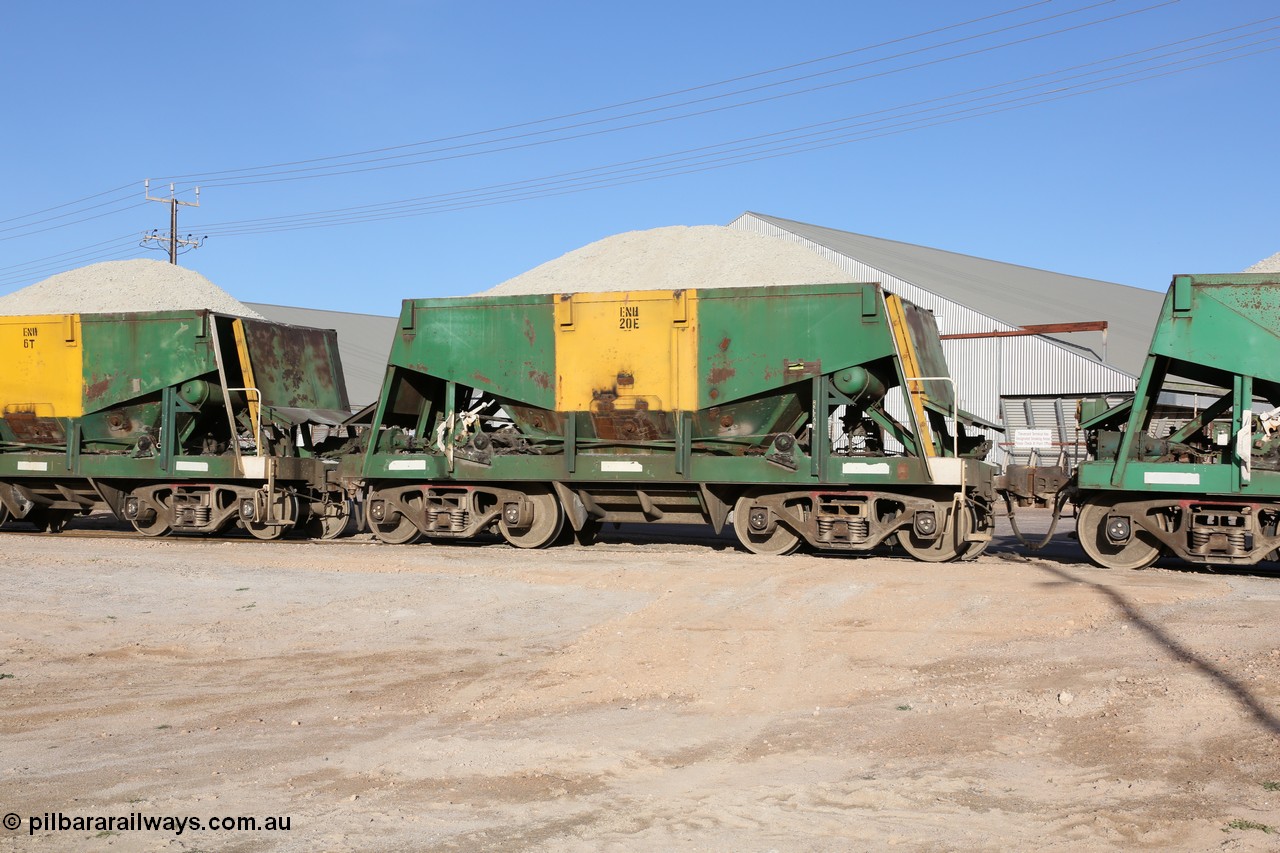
[1,511,1278,852]
[481,226,851,295]
[0,259,264,318]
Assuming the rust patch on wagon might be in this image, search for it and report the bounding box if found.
[708,366,736,384]
[84,377,113,403]
[240,320,348,410]
[5,411,64,444]
[589,391,671,440]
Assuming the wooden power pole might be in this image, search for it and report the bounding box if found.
[142,180,203,263]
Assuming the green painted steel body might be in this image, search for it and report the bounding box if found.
[391,295,557,410]
[1077,274,1280,497]
[365,282,996,556]
[693,284,897,408]
[1073,273,1280,568]
[0,309,352,535]
[237,317,349,414]
[1,310,348,466]
[369,283,978,484]
[80,311,218,414]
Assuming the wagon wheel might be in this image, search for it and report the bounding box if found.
[898,502,970,563]
[246,520,288,540]
[301,500,351,540]
[498,489,564,549]
[1076,500,1161,570]
[956,538,989,562]
[955,502,993,562]
[733,492,802,556]
[372,511,423,545]
[130,497,173,538]
[245,494,298,541]
[306,513,349,540]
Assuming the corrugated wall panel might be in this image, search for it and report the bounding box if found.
[994,335,1132,396]
[999,393,1131,468]
[941,337,1002,423]
[999,397,1086,468]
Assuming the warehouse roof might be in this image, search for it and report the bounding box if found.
[732,212,1165,378]
[247,302,395,410]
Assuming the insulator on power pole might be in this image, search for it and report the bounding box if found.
[142,179,204,263]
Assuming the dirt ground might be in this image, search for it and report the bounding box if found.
[1,511,1278,852]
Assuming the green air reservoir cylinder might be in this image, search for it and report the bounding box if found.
[832,366,888,403]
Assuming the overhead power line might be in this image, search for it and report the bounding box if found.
[0,0,1191,250]
[167,0,1173,190]
[0,242,148,289]
[187,25,1280,237]
[0,233,140,275]
[0,199,148,245]
[0,182,137,228]
[5,0,1276,288]
[157,0,1066,185]
[0,0,1059,235]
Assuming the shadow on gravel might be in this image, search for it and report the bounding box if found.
[1033,561,1280,736]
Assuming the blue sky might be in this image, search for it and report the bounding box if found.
[2,0,1276,316]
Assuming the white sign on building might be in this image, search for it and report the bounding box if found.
[1012,428,1056,450]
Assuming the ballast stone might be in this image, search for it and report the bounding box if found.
[480,225,852,295]
[0,258,265,318]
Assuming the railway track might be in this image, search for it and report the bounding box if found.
[0,525,381,546]
[0,517,736,549]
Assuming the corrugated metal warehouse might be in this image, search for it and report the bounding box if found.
[729,213,1165,466]
[253,212,1164,465]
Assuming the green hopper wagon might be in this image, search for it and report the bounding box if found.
[362,282,998,559]
[0,309,353,538]
[1074,273,1280,568]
